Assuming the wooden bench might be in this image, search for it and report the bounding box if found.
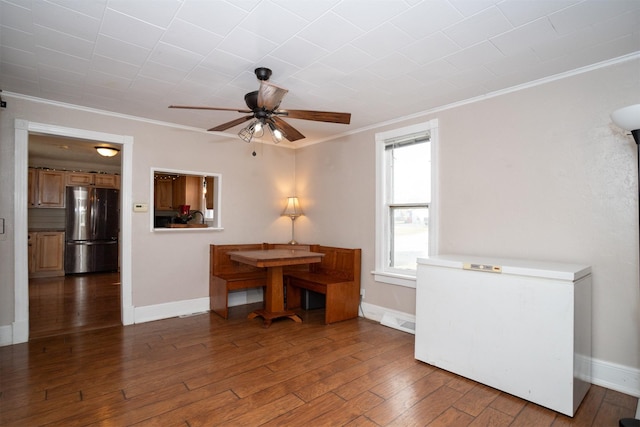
[284,245,361,324]
[209,243,267,319]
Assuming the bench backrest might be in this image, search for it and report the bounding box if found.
[309,245,361,282]
[210,244,267,276]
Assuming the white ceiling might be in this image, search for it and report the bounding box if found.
[1,0,639,146]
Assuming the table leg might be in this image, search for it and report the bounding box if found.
[248,266,301,327]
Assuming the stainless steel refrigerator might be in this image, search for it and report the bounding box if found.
[65,186,119,274]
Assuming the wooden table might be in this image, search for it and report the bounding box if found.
[229,249,324,327]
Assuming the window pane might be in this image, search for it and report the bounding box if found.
[390,207,429,270]
[388,141,430,204]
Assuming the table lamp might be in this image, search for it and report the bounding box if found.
[282,196,303,245]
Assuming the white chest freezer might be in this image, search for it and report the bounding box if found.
[415,255,592,417]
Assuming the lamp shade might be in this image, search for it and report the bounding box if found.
[95,146,120,157]
[282,196,302,217]
[611,104,640,131]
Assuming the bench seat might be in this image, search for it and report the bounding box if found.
[285,245,361,324]
[209,244,267,319]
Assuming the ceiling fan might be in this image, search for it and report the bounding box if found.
[169,67,351,143]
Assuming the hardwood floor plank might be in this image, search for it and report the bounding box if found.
[510,402,557,427]
[368,361,436,400]
[489,390,528,417]
[428,406,475,426]
[551,385,605,426]
[333,352,419,401]
[365,369,454,425]
[344,415,381,427]
[468,406,514,427]
[386,385,464,426]
[452,383,501,417]
[260,392,345,426]
[215,393,305,426]
[316,391,385,426]
[1,280,637,426]
[92,388,239,427]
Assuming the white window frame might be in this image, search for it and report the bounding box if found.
[373,119,439,288]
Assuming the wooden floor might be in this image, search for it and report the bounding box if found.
[29,272,121,339]
[1,301,637,426]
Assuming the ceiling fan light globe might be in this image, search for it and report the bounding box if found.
[238,126,254,143]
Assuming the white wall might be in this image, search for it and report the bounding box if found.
[296,59,640,382]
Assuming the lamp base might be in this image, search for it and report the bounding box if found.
[288,240,299,245]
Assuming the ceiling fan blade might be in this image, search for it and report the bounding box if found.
[271,116,305,142]
[258,81,288,111]
[275,109,351,124]
[208,115,254,132]
[169,105,252,113]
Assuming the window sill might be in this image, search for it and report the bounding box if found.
[372,271,416,288]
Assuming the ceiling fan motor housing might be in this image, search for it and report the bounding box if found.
[254,67,272,81]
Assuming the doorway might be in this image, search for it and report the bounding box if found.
[13,120,134,344]
[28,134,123,338]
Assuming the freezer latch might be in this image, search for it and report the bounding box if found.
[463,263,502,273]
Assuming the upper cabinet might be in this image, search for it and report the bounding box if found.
[66,172,94,186]
[154,177,174,210]
[30,168,121,208]
[29,169,65,208]
[94,174,120,189]
[173,175,202,210]
[67,171,120,189]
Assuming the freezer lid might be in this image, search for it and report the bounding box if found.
[417,255,591,281]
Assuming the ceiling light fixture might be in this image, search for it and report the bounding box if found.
[95,146,120,157]
[238,119,284,145]
[268,121,284,144]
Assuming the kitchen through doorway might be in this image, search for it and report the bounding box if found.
[28,134,122,338]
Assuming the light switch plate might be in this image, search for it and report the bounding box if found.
[133,203,148,212]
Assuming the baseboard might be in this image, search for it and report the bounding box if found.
[134,297,210,324]
[590,357,640,398]
[360,301,640,399]
[96,289,263,326]
[0,325,12,346]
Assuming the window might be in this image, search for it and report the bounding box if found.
[375,120,438,287]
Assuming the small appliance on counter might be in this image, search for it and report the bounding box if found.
[65,186,119,274]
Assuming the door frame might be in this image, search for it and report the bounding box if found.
[13,119,134,343]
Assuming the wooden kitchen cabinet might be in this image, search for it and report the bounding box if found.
[66,172,94,186]
[173,175,202,210]
[66,172,120,189]
[28,168,37,207]
[30,231,65,278]
[28,232,36,274]
[94,173,119,189]
[30,169,65,208]
[154,178,174,210]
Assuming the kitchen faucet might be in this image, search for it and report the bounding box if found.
[190,210,205,224]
